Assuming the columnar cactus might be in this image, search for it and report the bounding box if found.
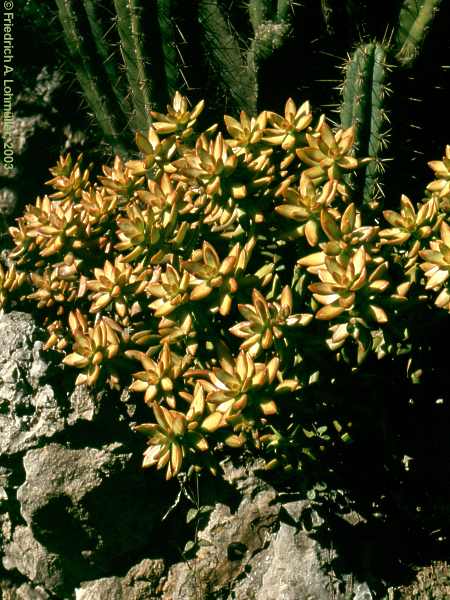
[340,43,391,209]
[54,0,449,217]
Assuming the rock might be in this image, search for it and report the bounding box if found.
[233,511,335,600]
[0,312,65,455]
[0,312,378,598]
[2,526,65,594]
[76,577,124,600]
[161,462,277,600]
[0,188,17,215]
[353,582,373,600]
[0,113,51,216]
[16,442,161,574]
[16,584,51,600]
[0,466,10,504]
[0,312,115,456]
[75,559,165,600]
[0,582,51,600]
[67,384,101,425]
[21,67,62,109]
[0,63,86,221]
[162,462,373,600]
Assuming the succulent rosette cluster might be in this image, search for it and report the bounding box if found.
[3,94,449,479]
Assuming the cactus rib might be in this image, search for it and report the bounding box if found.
[82,0,132,121]
[156,0,179,97]
[55,0,127,155]
[113,0,153,133]
[395,0,442,67]
[198,0,256,115]
[249,0,272,32]
[340,43,390,207]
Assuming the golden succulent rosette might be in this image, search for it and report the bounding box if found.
[5,91,449,479]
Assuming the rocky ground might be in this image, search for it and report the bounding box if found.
[0,311,366,599]
[0,310,449,599]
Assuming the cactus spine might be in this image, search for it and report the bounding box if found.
[395,0,442,66]
[113,0,153,133]
[54,0,449,210]
[55,0,127,155]
[198,0,256,115]
[340,43,390,208]
[156,0,179,98]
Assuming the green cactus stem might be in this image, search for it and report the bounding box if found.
[156,0,180,98]
[198,0,256,115]
[55,0,127,155]
[249,0,291,28]
[54,0,449,184]
[248,0,272,31]
[340,43,391,208]
[113,0,154,133]
[395,0,442,67]
[276,0,291,22]
[82,0,131,122]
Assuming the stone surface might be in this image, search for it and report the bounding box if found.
[162,463,338,600]
[0,582,51,600]
[3,526,65,594]
[0,312,65,455]
[160,463,374,600]
[0,313,379,599]
[75,559,165,600]
[233,515,335,600]
[17,442,159,571]
[0,64,86,221]
[67,384,100,425]
[0,188,17,215]
[0,311,112,457]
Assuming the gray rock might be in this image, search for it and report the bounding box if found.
[0,188,17,215]
[67,384,100,425]
[0,312,378,598]
[15,584,51,600]
[3,526,65,593]
[75,559,165,600]
[353,582,373,600]
[0,312,112,456]
[161,462,279,600]
[16,442,160,571]
[0,64,85,218]
[0,312,66,455]
[22,67,62,109]
[0,582,51,600]
[3,115,46,158]
[161,462,373,600]
[235,513,335,600]
[76,577,124,600]
[0,466,9,504]
[0,113,50,215]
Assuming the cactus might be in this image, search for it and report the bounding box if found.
[55,0,127,155]
[53,0,449,217]
[335,0,447,207]
[340,43,391,209]
[54,0,295,150]
[112,0,153,133]
[395,0,442,67]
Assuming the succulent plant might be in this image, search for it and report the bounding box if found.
[4,91,449,479]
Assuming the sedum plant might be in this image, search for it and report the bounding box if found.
[2,93,449,479]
